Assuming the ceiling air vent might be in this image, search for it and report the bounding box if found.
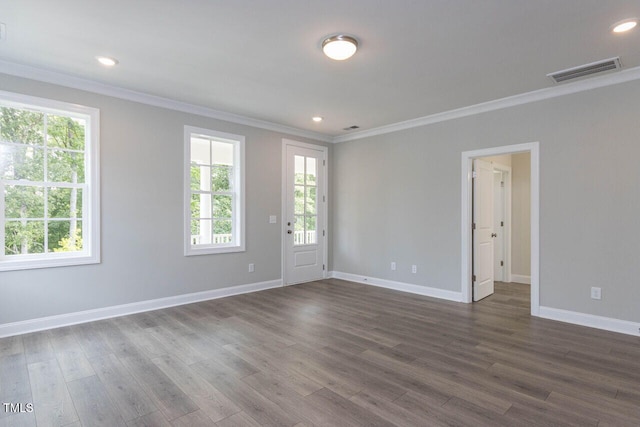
[547,57,621,83]
[342,125,360,131]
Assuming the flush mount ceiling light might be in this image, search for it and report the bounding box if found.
[96,56,118,66]
[322,35,358,60]
[312,116,323,122]
[611,18,637,33]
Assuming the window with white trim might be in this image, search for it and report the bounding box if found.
[184,126,244,255]
[0,91,100,271]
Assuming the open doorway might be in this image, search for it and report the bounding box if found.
[461,142,540,316]
[472,154,530,300]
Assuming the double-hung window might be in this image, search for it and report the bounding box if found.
[184,126,244,255]
[0,91,100,271]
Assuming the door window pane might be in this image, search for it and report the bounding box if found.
[305,186,316,215]
[305,216,317,244]
[306,157,316,185]
[294,155,305,184]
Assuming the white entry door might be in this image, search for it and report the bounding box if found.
[284,142,326,285]
[473,158,495,301]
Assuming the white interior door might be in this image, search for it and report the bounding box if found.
[284,143,326,285]
[473,158,495,301]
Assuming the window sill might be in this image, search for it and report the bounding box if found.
[0,254,100,272]
[184,245,245,256]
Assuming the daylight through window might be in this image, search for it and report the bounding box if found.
[0,91,100,271]
[185,126,244,255]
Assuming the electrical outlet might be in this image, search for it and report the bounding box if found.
[590,287,601,300]
[248,263,255,273]
[411,265,417,274]
[391,262,396,271]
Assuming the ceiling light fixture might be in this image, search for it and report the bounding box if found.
[612,18,637,33]
[96,56,118,66]
[322,35,358,60]
[312,116,323,122]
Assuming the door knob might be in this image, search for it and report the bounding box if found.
[491,233,497,237]
[287,230,292,234]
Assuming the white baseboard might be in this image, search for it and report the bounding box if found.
[328,271,463,302]
[510,274,531,284]
[0,279,282,338]
[538,306,640,337]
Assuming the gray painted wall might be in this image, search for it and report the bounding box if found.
[0,73,328,325]
[511,152,531,277]
[332,79,640,323]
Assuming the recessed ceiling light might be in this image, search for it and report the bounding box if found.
[322,35,358,61]
[312,116,323,122]
[612,18,637,33]
[96,56,118,66]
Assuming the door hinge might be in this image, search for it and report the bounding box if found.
[500,260,504,267]
[323,264,325,270]
[323,159,326,166]
[323,195,326,202]
[501,221,504,227]
[322,230,325,237]
[501,181,504,187]
[472,222,476,230]
[472,274,476,282]
[472,171,478,178]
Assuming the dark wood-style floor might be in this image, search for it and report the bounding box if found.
[1,280,639,426]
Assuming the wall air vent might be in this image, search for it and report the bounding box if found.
[342,125,360,131]
[547,57,621,83]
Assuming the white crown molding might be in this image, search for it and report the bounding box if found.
[538,306,640,337]
[329,271,463,302]
[4,59,640,146]
[332,65,640,143]
[0,60,333,143]
[0,279,282,338]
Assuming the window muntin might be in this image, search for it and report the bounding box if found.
[0,91,99,271]
[185,127,244,255]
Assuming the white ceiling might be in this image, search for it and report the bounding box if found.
[1,1,639,138]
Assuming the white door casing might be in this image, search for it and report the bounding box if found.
[460,141,539,316]
[493,170,505,282]
[473,158,495,301]
[283,140,327,285]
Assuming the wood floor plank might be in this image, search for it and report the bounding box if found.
[0,335,23,358]
[1,280,639,425]
[214,411,261,427]
[118,355,199,421]
[66,375,127,427]
[170,410,215,427]
[27,358,79,427]
[0,353,35,427]
[126,411,172,427]
[151,353,241,423]
[88,353,157,421]
[191,357,301,427]
[22,331,56,365]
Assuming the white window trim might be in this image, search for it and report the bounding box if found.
[0,90,100,271]
[184,125,245,256]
